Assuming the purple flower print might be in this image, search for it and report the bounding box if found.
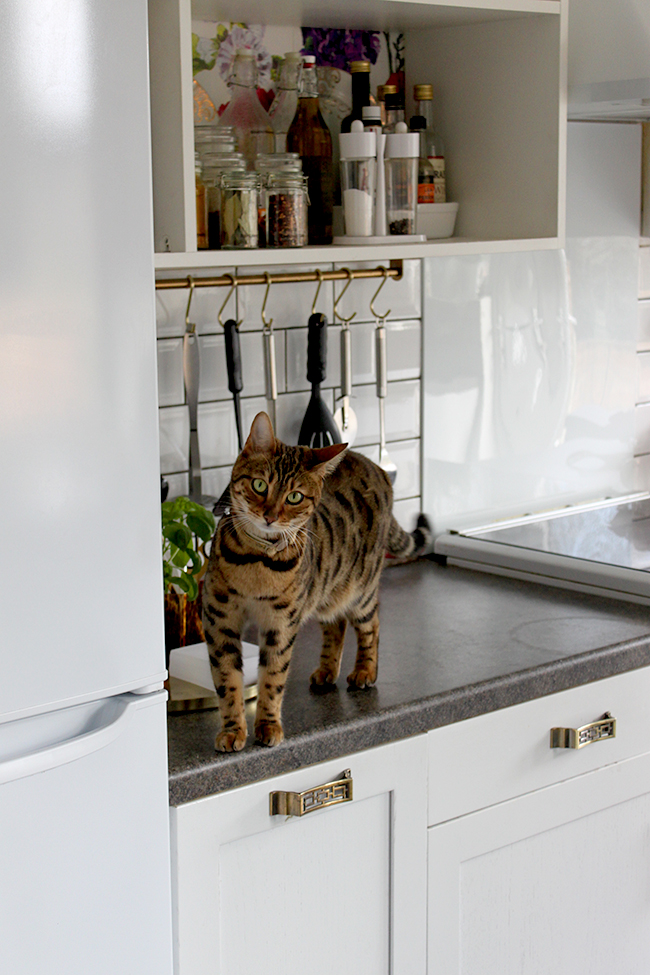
[301,28,381,71]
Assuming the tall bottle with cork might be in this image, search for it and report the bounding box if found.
[219,50,274,170]
[286,54,334,245]
[413,84,446,203]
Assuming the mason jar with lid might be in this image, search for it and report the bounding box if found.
[202,154,246,249]
[254,152,302,246]
[265,172,309,248]
[220,171,260,248]
[194,123,236,159]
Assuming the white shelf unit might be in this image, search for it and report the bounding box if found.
[148,0,567,271]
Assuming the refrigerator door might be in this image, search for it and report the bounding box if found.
[0,0,166,722]
[0,691,173,975]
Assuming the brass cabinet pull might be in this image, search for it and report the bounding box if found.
[550,712,616,749]
[269,769,353,817]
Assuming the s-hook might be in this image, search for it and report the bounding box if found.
[218,272,242,328]
[333,268,356,325]
[369,266,391,323]
[261,272,278,430]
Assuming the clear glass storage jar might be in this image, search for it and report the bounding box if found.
[202,154,246,249]
[254,152,302,246]
[265,173,309,248]
[220,171,260,248]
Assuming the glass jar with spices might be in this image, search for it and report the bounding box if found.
[265,173,309,248]
[220,171,260,249]
[254,152,301,246]
[202,154,246,249]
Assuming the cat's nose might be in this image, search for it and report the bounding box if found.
[264,514,275,525]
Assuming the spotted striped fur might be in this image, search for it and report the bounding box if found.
[202,412,430,751]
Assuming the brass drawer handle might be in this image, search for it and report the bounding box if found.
[550,712,616,749]
[270,769,353,817]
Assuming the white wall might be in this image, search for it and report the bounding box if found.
[421,122,642,533]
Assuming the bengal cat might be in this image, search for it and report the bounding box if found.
[202,411,430,751]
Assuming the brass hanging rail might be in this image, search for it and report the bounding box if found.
[155,260,403,290]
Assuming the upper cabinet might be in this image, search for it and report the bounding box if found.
[148,0,567,270]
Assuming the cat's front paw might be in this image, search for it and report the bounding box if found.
[254,719,284,747]
[347,664,377,689]
[215,728,247,752]
[310,665,338,686]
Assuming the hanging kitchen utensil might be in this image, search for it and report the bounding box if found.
[213,278,244,517]
[298,312,342,448]
[371,270,397,485]
[332,271,358,447]
[183,278,221,510]
[261,272,278,431]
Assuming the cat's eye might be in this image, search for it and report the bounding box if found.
[251,478,267,495]
[286,491,304,505]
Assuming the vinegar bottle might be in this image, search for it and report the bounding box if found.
[286,54,334,245]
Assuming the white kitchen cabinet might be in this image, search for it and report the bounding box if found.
[148,0,567,269]
[170,734,428,975]
[427,667,650,974]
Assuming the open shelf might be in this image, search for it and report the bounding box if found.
[148,0,567,264]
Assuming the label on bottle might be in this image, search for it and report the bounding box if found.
[418,182,435,204]
[428,156,446,203]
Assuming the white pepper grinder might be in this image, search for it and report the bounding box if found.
[384,121,419,235]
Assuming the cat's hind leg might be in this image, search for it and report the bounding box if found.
[311,618,347,686]
[346,593,380,688]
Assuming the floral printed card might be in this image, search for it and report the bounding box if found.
[192,21,405,129]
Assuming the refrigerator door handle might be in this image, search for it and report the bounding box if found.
[0,697,135,786]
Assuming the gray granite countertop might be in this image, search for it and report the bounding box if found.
[167,558,650,805]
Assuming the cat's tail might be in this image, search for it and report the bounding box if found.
[386,513,433,561]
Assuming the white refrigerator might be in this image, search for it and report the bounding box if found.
[0,2,173,972]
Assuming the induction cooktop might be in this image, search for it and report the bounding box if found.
[434,493,650,605]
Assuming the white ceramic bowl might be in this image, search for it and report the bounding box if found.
[417,202,459,239]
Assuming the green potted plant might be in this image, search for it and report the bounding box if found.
[162,496,216,659]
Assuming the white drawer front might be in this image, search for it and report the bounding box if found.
[427,667,650,825]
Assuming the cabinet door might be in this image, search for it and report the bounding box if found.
[428,750,650,974]
[172,736,428,975]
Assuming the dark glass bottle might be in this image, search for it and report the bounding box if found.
[286,54,334,245]
[340,61,371,134]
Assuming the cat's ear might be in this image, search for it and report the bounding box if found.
[307,441,348,477]
[243,412,276,454]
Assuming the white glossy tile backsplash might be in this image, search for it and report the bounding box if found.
[156,261,422,529]
[421,239,640,533]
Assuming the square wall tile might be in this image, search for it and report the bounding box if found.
[274,389,336,446]
[198,401,240,467]
[197,330,286,402]
[155,267,237,337]
[201,466,232,501]
[157,338,184,407]
[333,259,421,323]
[285,324,341,393]
[159,405,189,474]
[391,497,423,533]
[351,380,421,447]
[354,439,420,501]
[163,472,189,500]
[236,263,335,331]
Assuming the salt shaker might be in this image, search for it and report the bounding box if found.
[384,121,419,235]
[339,119,376,237]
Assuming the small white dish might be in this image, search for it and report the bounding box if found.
[417,202,459,238]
